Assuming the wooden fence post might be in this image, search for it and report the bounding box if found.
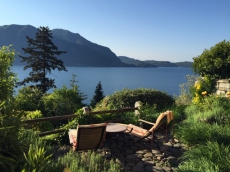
[134,101,141,116]
[135,101,143,127]
[82,106,90,115]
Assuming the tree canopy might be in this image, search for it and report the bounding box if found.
[17,26,67,93]
[192,40,230,80]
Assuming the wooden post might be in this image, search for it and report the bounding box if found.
[82,106,90,115]
[134,101,141,116]
[135,101,143,127]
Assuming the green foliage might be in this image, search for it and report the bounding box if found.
[22,144,52,172]
[192,40,230,94]
[0,116,16,172]
[43,85,86,117]
[0,45,17,104]
[24,110,53,132]
[17,26,67,93]
[176,75,197,106]
[18,130,53,171]
[90,81,105,108]
[192,39,230,82]
[47,151,122,172]
[175,93,230,171]
[0,46,24,171]
[0,102,24,171]
[175,122,230,146]
[42,74,86,119]
[178,142,230,172]
[185,95,230,125]
[15,86,44,111]
[98,88,174,110]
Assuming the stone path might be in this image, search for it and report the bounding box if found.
[98,131,188,172]
[54,131,188,172]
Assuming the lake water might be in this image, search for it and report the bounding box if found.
[12,66,195,104]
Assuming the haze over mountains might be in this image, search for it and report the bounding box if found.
[0,24,192,67]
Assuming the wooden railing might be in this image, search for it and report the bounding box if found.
[22,107,138,137]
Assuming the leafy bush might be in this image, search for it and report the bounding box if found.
[0,45,17,103]
[97,88,175,110]
[22,144,52,172]
[23,110,53,132]
[19,130,53,171]
[0,45,23,171]
[42,85,86,117]
[15,86,44,111]
[178,142,230,172]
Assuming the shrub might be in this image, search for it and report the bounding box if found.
[43,85,86,117]
[19,130,53,171]
[15,86,44,111]
[0,45,23,171]
[97,88,175,110]
[23,110,53,132]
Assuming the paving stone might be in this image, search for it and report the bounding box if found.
[145,165,164,172]
[96,130,188,171]
[142,157,152,161]
[132,166,145,172]
[163,166,172,172]
[143,152,153,157]
[126,162,135,167]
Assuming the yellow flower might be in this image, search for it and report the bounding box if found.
[201,91,207,96]
[227,92,230,95]
[196,83,201,90]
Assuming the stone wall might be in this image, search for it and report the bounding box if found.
[216,79,230,95]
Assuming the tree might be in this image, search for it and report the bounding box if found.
[192,40,230,80]
[192,40,230,93]
[0,45,17,103]
[90,81,105,107]
[17,26,67,93]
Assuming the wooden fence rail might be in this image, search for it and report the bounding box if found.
[22,107,138,137]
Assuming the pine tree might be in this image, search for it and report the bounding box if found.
[17,26,67,93]
[90,81,105,107]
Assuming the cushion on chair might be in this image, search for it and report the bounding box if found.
[166,110,174,124]
[126,124,150,137]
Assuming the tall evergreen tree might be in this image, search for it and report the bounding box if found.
[90,81,105,107]
[17,26,67,93]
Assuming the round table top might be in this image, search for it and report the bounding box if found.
[106,123,127,132]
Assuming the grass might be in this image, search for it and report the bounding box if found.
[177,142,230,172]
[47,151,123,172]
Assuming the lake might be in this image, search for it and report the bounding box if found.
[12,66,195,104]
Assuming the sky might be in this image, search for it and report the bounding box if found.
[1,0,230,62]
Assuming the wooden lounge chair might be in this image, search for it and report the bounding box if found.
[68,123,107,151]
[125,110,174,148]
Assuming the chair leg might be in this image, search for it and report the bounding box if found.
[151,132,153,148]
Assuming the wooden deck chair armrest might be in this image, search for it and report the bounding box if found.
[138,119,156,126]
[125,126,133,133]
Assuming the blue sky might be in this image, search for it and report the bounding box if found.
[1,0,230,62]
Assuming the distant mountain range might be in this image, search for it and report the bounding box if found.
[118,56,192,68]
[0,24,192,67]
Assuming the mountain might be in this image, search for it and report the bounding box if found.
[118,56,156,67]
[118,56,193,68]
[0,24,193,67]
[0,24,124,67]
